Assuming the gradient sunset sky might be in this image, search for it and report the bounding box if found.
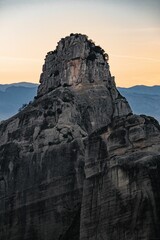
[0,0,160,87]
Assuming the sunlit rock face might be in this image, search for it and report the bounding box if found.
[38,34,110,94]
[0,34,160,240]
[38,33,131,130]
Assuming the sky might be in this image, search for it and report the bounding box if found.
[0,0,160,87]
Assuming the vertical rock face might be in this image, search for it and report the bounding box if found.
[81,115,160,240]
[0,33,160,240]
[38,34,131,133]
[38,34,110,95]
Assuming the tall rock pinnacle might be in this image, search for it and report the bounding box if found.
[38,33,132,132]
[0,34,160,240]
[38,33,110,94]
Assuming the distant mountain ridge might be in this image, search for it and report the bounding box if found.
[0,82,159,121]
[0,82,38,92]
[118,85,160,95]
[0,82,38,120]
[118,85,160,121]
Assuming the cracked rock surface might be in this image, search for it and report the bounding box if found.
[0,34,160,240]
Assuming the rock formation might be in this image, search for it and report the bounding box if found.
[0,33,160,240]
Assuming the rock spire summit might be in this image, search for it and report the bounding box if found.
[38,33,110,95]
[37,33,132,124]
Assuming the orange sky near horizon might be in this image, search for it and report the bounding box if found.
[0,0,160,87]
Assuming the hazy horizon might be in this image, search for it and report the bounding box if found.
[0,0,160,87]
[0,81,160,89]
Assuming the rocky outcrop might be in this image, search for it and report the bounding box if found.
[81,114,160,239]
[38,33,131,125]
[0,34,160,240]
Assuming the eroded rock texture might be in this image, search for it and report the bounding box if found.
[0,34,160,240]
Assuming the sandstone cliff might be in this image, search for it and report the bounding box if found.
[0,34,160,240]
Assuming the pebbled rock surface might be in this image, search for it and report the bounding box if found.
[0,34,160,240]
